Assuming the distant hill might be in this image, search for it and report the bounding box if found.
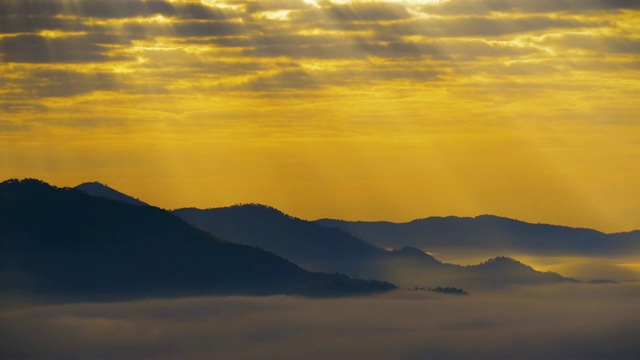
[464,256,579,287]
[76,182,148,206]
[174,205,579,289]
[174,205,384,273]
[0,179,396,302]
[315,216,640,256]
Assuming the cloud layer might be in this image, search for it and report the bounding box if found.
[2,284,640,359]
[1,0,638,99]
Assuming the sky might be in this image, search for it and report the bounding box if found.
[1,0,639,232]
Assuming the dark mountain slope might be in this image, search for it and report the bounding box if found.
[0,179,395,301]
[174,205,579,289]
[316,215,639,256]
[174,205,385,273]
[76,182,148,206]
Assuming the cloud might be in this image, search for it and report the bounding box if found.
[377,16,608,38]
[0,34,131,63]
[0,0,637,99]
[324,2,413,22]
[235,34,537,61]
[541,34,640,54]
[422,0,640,15]
[239,0,312,14]
[0,0,234,20]
[173,2,231,20]
[172,20,250,37]
[0,15,89,34]
[1,284,639,359]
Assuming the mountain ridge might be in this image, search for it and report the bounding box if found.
[0,179,396,301]
[315,215,638,256]
[57,181,612,289]
[174,204,581,290]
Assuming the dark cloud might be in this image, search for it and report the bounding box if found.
[215,33,339,48]
[422,0,640,15]
[242,36,536,61]
[174,2,230,20]
[288,2,412,25]
[239,0,312,14]
[218,33,363,59]
[287,9,608,42]
[325,2,412,22]
[0,15,89,34]
[374,16,607,38]
[0,0,235,20]
[172,20,250,37]
[72,0,175,18]
[0,34,131,63]
[105,20,250,40]
[0,0,172,18]
[242,42,361,59]
[0,0,63,17]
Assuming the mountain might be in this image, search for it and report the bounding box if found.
[76,182,148,206]
[174,205,579,289]
[0,179,396,302]
[369,252,579,289]
[464,256,579,287]
[174,205,385,274]
[315,215,640,256]
[69,184,589,289]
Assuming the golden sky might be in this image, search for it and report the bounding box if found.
[1,0,639,232]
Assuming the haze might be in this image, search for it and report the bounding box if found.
[3,285,640,359]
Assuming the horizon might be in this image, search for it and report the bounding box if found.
[4,177,639,234]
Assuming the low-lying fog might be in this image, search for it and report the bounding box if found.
[2,283,639,359]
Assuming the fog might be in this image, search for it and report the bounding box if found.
[2,284,640,360]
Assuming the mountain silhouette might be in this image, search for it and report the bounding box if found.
[76,181,148,206]
[315,215,640,256]
[174,204,579,289]
[463,256,579,287]
[174,204,384,271]
[0,179,396,302]
[70,185,589,289]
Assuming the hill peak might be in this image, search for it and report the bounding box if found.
[76,182,147,206]
[483,256,520,264]
[200,203,299,221]
[474,256,528,269]
[1,178,52,188]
